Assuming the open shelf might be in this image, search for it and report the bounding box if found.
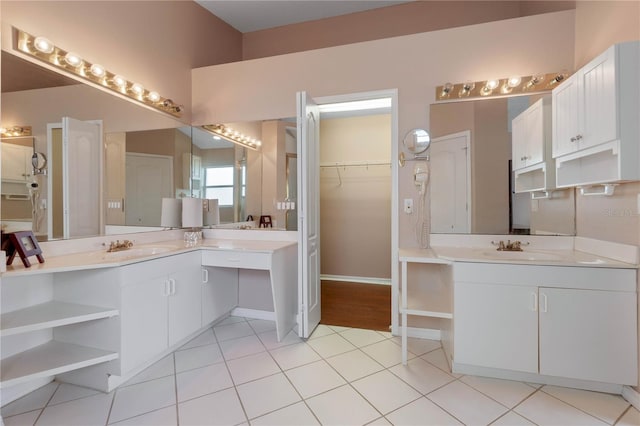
[0,340,118,388]
[1,301,119,337]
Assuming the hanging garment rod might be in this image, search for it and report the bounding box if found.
[319,160,391,169]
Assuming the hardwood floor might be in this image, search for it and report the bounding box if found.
[320,280,391,331]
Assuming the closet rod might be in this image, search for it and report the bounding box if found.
[319,161,391,169]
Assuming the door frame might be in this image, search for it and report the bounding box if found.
[298,88,399,335]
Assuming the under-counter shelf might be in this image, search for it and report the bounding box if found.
[0,341,118,388]
[0,301,119,337]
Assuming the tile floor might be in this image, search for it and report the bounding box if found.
[2,316,639,426]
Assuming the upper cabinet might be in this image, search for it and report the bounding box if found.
[552,41,640,188]
[1,142,33,183]
[512,96,554,193]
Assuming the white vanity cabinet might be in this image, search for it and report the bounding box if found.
[552,41,640,187]
[511,96,554,193]
[201,266,239,326]
[1,142,33,183]
[453,263,637,386]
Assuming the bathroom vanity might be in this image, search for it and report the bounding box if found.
[399,235,638,394]
[0,230,297,399]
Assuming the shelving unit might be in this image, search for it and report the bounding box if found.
[399,248,453,364]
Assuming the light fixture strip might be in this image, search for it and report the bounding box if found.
[435,71,570,101]
[201,125,261,151]
[0,126,32,138]
[15,28,183,117]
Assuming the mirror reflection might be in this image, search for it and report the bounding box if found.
[429,95,575,236]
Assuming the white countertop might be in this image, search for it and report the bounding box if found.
[2,238,297,277]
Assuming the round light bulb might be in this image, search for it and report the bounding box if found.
[442,82,453,94]
[113,75,127,88]
[131,83,145,96]
[256,140,262,147]
[34,36,54,54]
[507,76,522,88]
[64,52,82,67]
[90,64,106,78]
[147,91,160,102]
[485,79,500,90]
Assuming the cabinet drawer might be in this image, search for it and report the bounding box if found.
[201,250,271,270]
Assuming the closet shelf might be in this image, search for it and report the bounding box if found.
[0,340,118,388]
[1,301,119,337]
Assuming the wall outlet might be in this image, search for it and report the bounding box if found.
[404,198,413,214]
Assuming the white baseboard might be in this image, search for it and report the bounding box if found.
[622,386,640,410]
[405,326,441,340]
[320,274,391,286]
[231,307,276,321]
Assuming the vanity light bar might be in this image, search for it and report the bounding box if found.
[435,71,570,101]
[0,126,32,138]
[15,28,184,117]
[201,124,262,151]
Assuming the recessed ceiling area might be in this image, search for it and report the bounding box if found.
[195,0,412,33]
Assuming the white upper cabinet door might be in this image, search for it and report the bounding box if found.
[511,113,528,170]
[526,100,545,165]
[552,73,580,158]
[1,142,32,182]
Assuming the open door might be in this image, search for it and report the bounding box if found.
[62,117,103,239]
[297,92,321,338]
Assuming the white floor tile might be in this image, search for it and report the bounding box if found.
[213,321,255,342]
[2,409,41,426]
[386,397,462,425]
[388,357,455,395]
[248,319,277,334]
[174,343,224,373]
[307,333,357,358]
[226,351,281,385]
[109,406,176,426]
[37,392,113,426]
[48,383,100,406]
[361,339,412,368]
[460,376,537,408]
[308,325,335,340]
[269,342,322,370]
[340,328,387,348]
[617,406,640,426]
[325,349,384,382]
[178,388,246,426]
[541,385,630,424]
[123,354,175,387]
[1,382,58,417]
[376,330,393,339]
[285,360,346,398]
[352,370,421,415]
[216,316,246,326]
[109,376,176,424]
[176,363,233,403]
[219,334,265,360]
[251,401,319,426]
[391,336,441,356]
[257,329,303,350]
[366,417,393,425]
[491,411,536,425]
[236,373,301,419]
[514,390,607,425]
[305,384,380,426]
[428,380,508,425]
[328,325,351,333]
[178,329,216,351]
[421,348,461,377]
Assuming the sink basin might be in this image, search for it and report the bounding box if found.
[481,250,563,261]
[102,246,175,259]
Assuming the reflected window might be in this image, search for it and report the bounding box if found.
[205,167,234,205]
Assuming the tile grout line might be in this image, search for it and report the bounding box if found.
[538,386,626,425]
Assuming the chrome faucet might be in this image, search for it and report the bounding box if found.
[106,240,134,252]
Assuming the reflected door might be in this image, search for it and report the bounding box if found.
[125,154,173,226]
[297,91,321,338]
[430,131,470,233]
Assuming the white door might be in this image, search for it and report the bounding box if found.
[125,153,173,226]
[430,131,470,233]
[297,91,321,338]
[62,117,103,239]
[552,73,580,157]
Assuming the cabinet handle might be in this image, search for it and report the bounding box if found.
[202,268,209,283]
[570,137,577,142]
[540,293,548,313]
[575,134,583,141]
[170,278,176,295]
[532,292,538,311]
[164,280,171,296]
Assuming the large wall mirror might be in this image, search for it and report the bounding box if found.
[429,95,576,236]
[0,50,267,240]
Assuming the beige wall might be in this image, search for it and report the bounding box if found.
[1,0,243,122]
[320,114,391,280]
[242,1,575,60]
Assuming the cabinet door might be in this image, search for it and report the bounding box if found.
[511,113,527,170]
[1,143,31,182]
[539,287,637,385]
[580,46,617,150]
[201,266,239,326]
[526,101,544,165]
[454,282,538,373]
[121,275,169,374]
[552,73,580,157]
[168,265,204,346]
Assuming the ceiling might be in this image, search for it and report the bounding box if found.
[1,51,79,93]
[195,0,412,33]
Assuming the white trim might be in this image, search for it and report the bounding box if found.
[622,386,640,410]
[320,274,391,286]
[405,326,441,340]
[231,307,276,321]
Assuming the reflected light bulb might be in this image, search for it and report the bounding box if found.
[90,64,106,78]
[147,91,160,102]
[131,83,145,96]
[64,52,82,67]
[34,36,54,54]
[507,76,522,88]
[485,79,500,90]
[113,75,127,88]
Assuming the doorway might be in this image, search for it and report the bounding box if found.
[125,153,173,226]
